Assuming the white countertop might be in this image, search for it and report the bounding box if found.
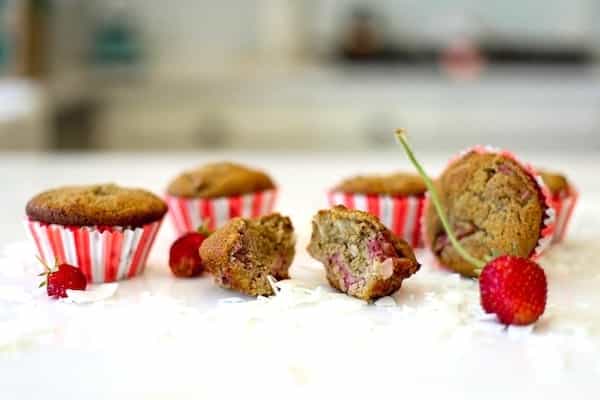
[1,150,599,399]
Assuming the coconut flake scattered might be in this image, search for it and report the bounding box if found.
[64,283,119,304]
[374,296,396,308]
[0,285,33,303]
[0,238,599,389]
[507,324,535,339]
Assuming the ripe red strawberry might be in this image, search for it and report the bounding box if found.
[39,260,87,299]
[479,255,547,325]
[169,232,207,278]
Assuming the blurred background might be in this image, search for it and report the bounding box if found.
[1,0,600,153]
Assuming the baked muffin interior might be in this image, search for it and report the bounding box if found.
[307,206,419,300]
[200,213,295,296]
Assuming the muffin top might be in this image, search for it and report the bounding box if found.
[167,162,275,198]
[26,184,167,227]
[332,172,426,196]
[424,151,546,277]
[538,169,569,196]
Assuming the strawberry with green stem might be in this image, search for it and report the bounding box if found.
[38,256,87,299]
[394,129,547,325]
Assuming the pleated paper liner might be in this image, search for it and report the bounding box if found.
[25,219,163,283]
[165,189,277,236]
[327,191,426,248]
[547,184,579,244]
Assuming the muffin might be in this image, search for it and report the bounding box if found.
[307,205,420,301]
[424,148,554,277]
[539,169,578,243]
[25,184,167,283]
[328,172,427,247]
[166,162,277,236]
[199,213,295,296]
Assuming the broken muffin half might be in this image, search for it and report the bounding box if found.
[200,213,295,296]
[307,205,420,301]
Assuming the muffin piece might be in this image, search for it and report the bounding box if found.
[167,162,275,198]
[200,213,295,296]
[538,169,569,197]
[424,151,547,277]
[26,183,167,227]
[25,184,167,283]
[307,205,420,301]
[333,172,426,196]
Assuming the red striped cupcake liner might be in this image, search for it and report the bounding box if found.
[547,185,579,244]
[423,146,557,261]
[165,189,277,236]
[327,191,426,248]
[25,219,163,283]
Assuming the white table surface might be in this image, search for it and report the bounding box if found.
[1,150,599,399]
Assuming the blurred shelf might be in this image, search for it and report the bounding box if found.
[85,64,600,152]
[0,79,48,150]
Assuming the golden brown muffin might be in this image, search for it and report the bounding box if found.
[332,172,426,196]
[538,169,569,196]
[167,162,275,198]
[26,184,167,227]
[307,205,420,301]
[424,151,546,277]
[199,213,295,296]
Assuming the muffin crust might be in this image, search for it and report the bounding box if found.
[424,152,546,277]
[26,184,167,227]
[167,162,275,198]
[333,172,426,196]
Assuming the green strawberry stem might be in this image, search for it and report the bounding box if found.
[197,219,213,237]
[394,129,486,271]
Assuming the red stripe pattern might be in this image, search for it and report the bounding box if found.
[328,192,426,248]
[25,219,163,283]
[165,190,277,237]
[549,187,579,244]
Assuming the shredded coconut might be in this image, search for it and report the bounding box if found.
[1,235,599,393]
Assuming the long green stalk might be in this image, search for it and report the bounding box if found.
[394,129,485,270]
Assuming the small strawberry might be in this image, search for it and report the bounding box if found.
[479,255,547,325]
[169,225,211,278]
[395,128,547,325]
[38,258,87,299]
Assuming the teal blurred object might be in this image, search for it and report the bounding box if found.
[0,0,7,69]
[0,32,7,70]
[91,15,141,65]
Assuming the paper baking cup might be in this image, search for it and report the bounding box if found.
[548,185,579,244]
[424,145,556,260]
[25,219,162,283]
[165,189,277,236]
[328,192,426,248]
